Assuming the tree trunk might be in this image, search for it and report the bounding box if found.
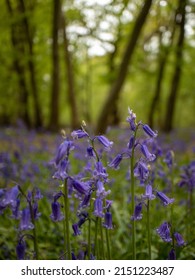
[95,0,153,134]
[5,0,31,127]
[148,22,176,129]
[163,0,186,132]
[61,13,79,129]
[18,0,43,128]
[49,0,61,131]
[106,0,129,126]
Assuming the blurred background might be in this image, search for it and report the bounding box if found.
[0,0,194,134]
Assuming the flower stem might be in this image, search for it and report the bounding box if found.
[94,217,99,258]
[105,228,111,259]
[130,130,137,260]
[88,208,91,259]
[29,202,39,260]
[147,199,151,260]
[63,178,71,260]
[18,186,39,259]
[100,218,105,259]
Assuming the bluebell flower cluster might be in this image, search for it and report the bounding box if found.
[178,160,195,192]
[109,108,158,222]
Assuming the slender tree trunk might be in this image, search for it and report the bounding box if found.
[5,0,31,127]
[148,24,176,129]
[61,13,79,129]
[49,0,61,131]
[95,0,153,134]
[18,0,43,128]
[107,0,129,126]
[163,0,186,132]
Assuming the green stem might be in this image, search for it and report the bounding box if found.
[147,199,151,260]
[130,131,137,260]
[29,202,39,260]
[88,216,91,259]
[100,218,105,259]
[105,228,111,260]
[94,217,98,258]
[18,186,39,259]
[63,178,71,260]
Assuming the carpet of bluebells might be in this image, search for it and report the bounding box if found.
[0,108,195,260]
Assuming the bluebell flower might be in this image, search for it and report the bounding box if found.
[131,203,143,221]
[174,232,186,247]
[127,135,135,150]
[140,144,156,162]
[54,140,73,166]
[11,198,21,219]
[156,222,172,242]
[134,161,149,182]
[96,180,110,197]
[126,108,137,131]
[96,135,113,150]
[33,202,41,220]
[77,211,88,227]
[105,200,113,210]
[109,154,123,169]
[72,223,81,236]
[20,208,34,230]
[156,191,174,206]
[79,192,91,208]
[168,248,176,260]
[27,190,32,203]
[142,124,158,138]
[71,129,89,139]
[70,179,90,195]
[50,201,64,222]
[164,150,174,169]
[16,239,26,260]
[178,160,195,192]
[142,184,156,200]
[93,161,108,181]
[53,191,64,202]
[86,147,95,157]
[93,197,104,217]
[53,159,69,180]
[34,188,43,200]
[2,185,19,207]
[103,211,113,229]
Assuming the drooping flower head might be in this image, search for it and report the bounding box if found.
[142,124,158,138]
[109,154,123,170]
[156,222,172,242]
[71,129,89,140]
[134,160,150,183]
[93,197,104,218]
[2,185,19,208]
[72,223,81,236]
[103,211,113,229]
[131,202,143,221]
[156,191,174,206]
[126,107,137,131]
[168,248,176,260]
[16,239,26,260]
[20,208,34,231]
[50,201,64,222]
[140,144,156,162]
[174,232,186,247]
[54,139,73,166]
[142,184,156,200]
[164,150,174,169]
[96,135,113,151]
